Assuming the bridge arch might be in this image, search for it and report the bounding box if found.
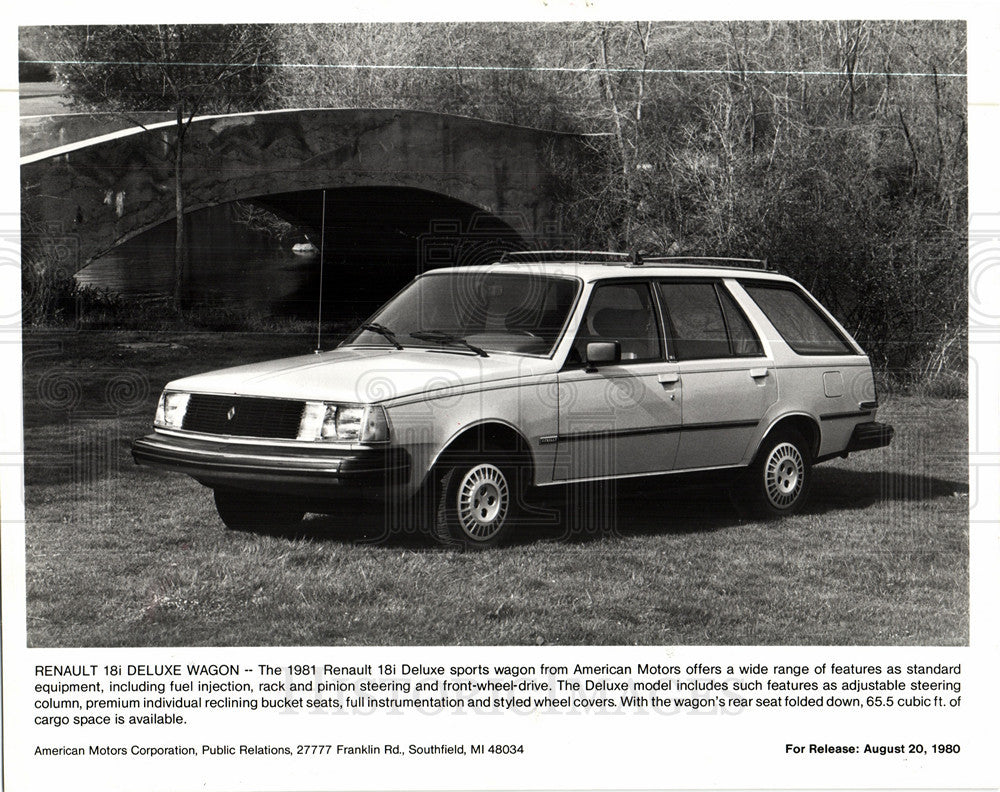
[74,185,532,316]
[21,108,583,271]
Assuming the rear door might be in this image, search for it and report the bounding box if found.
[656,279,777,470]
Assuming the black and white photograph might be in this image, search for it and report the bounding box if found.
[3,6,997,792]
[17,19,968,647]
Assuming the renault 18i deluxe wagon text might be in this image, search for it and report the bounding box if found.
[133,252,894,548]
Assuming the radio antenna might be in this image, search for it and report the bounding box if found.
[314,189,327,354]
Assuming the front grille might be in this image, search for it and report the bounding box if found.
[182,394,305,439]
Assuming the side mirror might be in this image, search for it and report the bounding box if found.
[585,341,621,372]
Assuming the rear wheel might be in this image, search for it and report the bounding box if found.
[433,457,520,550]
[213,489,305,532]
[741,429,812,518]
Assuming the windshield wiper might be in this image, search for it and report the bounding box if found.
[410,330,489,357]
[360,322,404,350]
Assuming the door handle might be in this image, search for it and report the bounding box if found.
[749,368,769,379]
[657,372,679,384]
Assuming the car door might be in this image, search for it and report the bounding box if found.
[553,280,682,482]
[656,279,777,470]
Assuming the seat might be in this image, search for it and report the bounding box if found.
[591,308,655,359]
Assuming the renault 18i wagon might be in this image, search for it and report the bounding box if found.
[133,252,894,548]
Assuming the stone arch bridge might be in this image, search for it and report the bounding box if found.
[20,108,587,271]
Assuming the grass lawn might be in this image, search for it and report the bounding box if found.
[22,329,968,647]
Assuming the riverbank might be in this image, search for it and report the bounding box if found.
[22,260,361,334]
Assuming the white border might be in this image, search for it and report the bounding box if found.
[4,3,998,791]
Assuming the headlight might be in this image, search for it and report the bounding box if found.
[297,403,389,443]
[333,406,363,440]
[153,391,190,429]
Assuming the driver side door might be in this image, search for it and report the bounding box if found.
[553,280,682,482]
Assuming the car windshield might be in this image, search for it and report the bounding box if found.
[343,271,580,355]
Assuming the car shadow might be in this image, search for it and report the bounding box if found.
[247,509,431,549]
[519,465,969,545]
[805,466,967,516]
[246,465,967,549]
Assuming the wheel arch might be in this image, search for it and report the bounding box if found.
[756,413,821,460]
[424,419,536,487]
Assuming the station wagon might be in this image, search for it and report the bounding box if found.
[132,252,894,548]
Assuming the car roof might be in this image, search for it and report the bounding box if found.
[426,259,796,284]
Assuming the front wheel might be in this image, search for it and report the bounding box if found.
[740,429,812,518]
[433,458,519,549]
[213,489,305,532]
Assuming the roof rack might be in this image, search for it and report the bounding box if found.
[642,256,770,271]
[497,250,632,263]
[495,251,771,271]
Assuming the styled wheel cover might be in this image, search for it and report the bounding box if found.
[456,463,509,541]
[764,442,805,509]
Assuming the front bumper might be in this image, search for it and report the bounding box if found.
[131,432,410,496]
[846,421,895,452]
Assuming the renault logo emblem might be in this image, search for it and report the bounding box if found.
[226,406,236,421]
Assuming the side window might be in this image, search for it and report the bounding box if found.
[718,288,764,357]
[571,282,661,363]
[658,281,764,360]
[742,283,851,355]
[657,282,725,360]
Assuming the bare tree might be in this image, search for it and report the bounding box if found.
[36,24,277,308]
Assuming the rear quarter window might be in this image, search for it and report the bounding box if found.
[741,282,852,355]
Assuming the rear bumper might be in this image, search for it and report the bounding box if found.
[846,421,894,452]
[131,433,410,496]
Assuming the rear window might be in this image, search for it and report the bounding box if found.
[742,283,851,355]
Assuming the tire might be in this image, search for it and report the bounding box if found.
[433,456,521,550]
[740,429,812,518]
[213,489,305,532]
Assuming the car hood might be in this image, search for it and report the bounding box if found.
[166,346,559,404]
